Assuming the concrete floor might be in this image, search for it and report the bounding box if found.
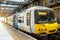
[0,22,36,40]
[1,21,60,40]
[0,22,14,40]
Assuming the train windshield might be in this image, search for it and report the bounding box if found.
[34,10,56,24]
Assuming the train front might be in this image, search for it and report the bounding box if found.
[34,10,58,34]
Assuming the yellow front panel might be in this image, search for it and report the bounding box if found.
[45,22,58,34]
[34,22,58,34]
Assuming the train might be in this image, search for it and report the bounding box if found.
[6,6,58,34]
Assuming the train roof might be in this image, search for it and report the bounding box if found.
[26,6,53,11]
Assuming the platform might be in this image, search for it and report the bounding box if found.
[0,22,36,40]
[0,22,14,40]
[1,21,60,40]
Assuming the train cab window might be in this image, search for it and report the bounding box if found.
[34,10,55,24]
[26,12,31,26]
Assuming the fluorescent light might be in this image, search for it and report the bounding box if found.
[0,4,19,7]
[8,0,28,2]
[4,1,6,3]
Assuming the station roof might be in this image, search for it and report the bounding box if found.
[0,0,34,17]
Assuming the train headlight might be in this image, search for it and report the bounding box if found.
[38,28,40,31]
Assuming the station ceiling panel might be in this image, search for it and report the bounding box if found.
[0,0,34,17]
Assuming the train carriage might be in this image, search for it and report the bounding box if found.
[7,6,58,34]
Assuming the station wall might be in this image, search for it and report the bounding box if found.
[42,0,60,17]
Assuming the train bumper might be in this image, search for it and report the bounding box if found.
[34,22,58,34]
[45,22,58,34]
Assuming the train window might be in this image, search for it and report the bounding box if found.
[18,16,24,23]
[34,10,55,24]
[18,20,24,23]
[18,20,21,23]
[26,12,31,26]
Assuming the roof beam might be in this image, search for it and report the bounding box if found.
[0,0,29,5]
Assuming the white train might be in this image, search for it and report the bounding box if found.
[6,6,58,34]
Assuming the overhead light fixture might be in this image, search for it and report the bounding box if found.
[0,4,19,8]
[8,0,28,2]
[4,1,6,3]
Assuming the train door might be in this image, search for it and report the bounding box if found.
[13,13,18,28]
[25,11,31,32]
